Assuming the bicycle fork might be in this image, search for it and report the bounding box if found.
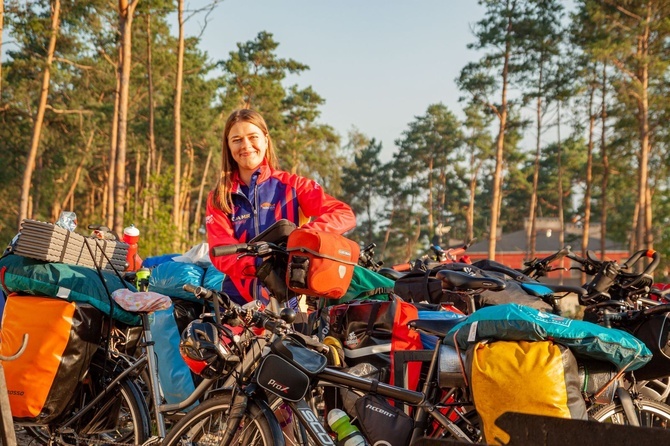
[616,386,641,427]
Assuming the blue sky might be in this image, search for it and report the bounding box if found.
[1,1,486,161]
[183,0,486,161]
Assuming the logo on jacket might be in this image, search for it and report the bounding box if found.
[205,214,214,225]
[232,213,251,222]
[260,202,276,210]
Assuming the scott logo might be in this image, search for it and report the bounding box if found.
[267,379,289,394]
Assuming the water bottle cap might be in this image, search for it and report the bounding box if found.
[136,268,150,279]
[327,409,348,427]
[123,225,140,237]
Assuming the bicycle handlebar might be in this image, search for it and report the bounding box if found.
[521,245,572,277]
[182,282,329,354]
[211,243,250,257]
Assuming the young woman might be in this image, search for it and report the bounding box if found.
[206,108,356,306]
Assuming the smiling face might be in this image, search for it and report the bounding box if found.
[227,121,269,183]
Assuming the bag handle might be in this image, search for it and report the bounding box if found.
[286,246,359,266]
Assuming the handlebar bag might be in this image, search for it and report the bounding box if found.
[0,294,102,423]
[286,228,360,299]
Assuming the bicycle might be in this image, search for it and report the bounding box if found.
[163,270,670,445]
[161,282,487,445]
[160,229,509,446]
[3,226,153,446]
[16,222,273,446]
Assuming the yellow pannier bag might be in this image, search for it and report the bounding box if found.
[467,340,587,445]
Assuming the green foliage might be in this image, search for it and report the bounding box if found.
[4,0,670,270]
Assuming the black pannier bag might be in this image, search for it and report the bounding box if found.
[421,262,554,313]
[393,268,445,304]
[631,312,670,381]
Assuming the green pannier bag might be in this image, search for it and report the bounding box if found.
[0,254,140,325]
[333,265,395,305]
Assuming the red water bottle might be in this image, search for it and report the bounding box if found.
[123,225,143,271]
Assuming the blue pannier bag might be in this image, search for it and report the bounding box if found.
[149,261,205,301]
[149,305,197,408]
[445,303,652,371]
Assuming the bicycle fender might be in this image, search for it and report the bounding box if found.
[254,397,286,446]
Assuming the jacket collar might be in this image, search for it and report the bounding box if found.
[231,160,273,193]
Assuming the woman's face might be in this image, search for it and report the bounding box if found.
[228,121,268,174]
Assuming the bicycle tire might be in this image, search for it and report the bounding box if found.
[162,394,278,446]
[590,398,670,428]
[23,377,151,445]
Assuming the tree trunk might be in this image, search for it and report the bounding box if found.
[467,163,477,242]
[143,11,156,221]
[172,0,185,239]
[18,0,61,229]
[107,67,120,229]
[556,103,565,285]
[600,63,609,258]
[55,131,94,221]
[113,0,139,235]
[528,62,544,262]
[381,205,396,260]
[0,0,4,99]
[488,11,511,261]
[637,4,652,254]
[192,144,213,241]
[427,157,434,243]
[581,70,596,284]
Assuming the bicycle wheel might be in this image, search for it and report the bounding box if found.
[590,398,670,428]
[162,395,277,446]
[23,377,150,445]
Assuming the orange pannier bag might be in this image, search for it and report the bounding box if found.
[285,228,360,299]
[0,294,102,423]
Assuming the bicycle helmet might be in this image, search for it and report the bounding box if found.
[179,321,235,379]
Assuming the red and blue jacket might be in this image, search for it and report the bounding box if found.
[206,162,356,305]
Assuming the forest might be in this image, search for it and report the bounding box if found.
[1,0,669,272]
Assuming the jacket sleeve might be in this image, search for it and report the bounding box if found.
[293,176,356,234]
[205,193,257,290]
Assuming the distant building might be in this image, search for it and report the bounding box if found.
[465,221,629,284]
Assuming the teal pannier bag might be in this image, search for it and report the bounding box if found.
[0,254,140,325]
[337,265,395,304]
[445,303,652,371]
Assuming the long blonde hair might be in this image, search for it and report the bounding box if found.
[212,109,278,213]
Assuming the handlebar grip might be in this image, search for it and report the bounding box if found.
[446,247,467,260]
[641,249,660,276]
[211,244,248,257]
[183,284,197,294]
[392,263,412,272]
